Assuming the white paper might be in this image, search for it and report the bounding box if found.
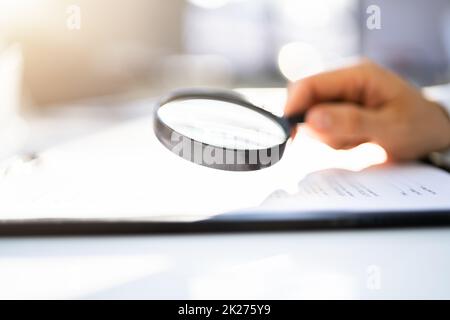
[256,163,450,213]
[0,89,448,221]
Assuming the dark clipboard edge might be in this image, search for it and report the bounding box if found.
[0,209,449,237]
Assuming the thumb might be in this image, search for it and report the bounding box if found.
[305,103,379,149]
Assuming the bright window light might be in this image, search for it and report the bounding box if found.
[278,42,324,82]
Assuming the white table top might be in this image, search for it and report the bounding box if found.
[1,228,449,299]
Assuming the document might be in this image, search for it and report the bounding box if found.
[256,163,450,214]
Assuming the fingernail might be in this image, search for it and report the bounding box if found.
[309,111,332,130]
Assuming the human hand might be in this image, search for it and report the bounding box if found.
[284,60,450,161]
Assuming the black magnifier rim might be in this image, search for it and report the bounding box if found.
[153,88,291,171]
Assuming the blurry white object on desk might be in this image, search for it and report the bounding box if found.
[0,44,28,160]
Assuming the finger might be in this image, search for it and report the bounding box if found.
[305,103,379,149]
[284,63,371,117]
[290,125,298,139]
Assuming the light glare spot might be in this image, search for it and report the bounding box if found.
[278,42,324,82]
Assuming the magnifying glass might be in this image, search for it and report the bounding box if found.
[154,89,305,171]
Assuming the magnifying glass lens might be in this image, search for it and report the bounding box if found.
[154,89,302,171]
[157,99,287,150]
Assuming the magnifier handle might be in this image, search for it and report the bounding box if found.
[285,113,306,127]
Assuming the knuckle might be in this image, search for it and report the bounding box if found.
[360,58,378,70]
[290,78,311,96]
[360,59,384,78]
[297,76,313,89]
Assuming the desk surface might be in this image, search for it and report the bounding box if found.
[1,89,449,299]
[1,228,450,299]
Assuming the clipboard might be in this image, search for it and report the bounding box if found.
[1,113,449,236]
[1,208,450,236]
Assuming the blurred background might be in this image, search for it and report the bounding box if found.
[1,0,450,157]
